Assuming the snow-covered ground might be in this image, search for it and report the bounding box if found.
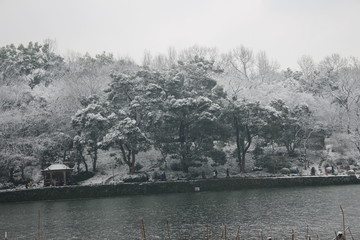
[1,146,359,192]
[75,148,357,186]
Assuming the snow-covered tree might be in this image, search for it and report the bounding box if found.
[222,99,268,172]
[0,41,63,88]
[106,56,227,172]
[100,117,151,174]
[296,55,360,154]
[73,134,88,173]
[267,99,325,159]
[146,57,227,172]
[103,70,153,173]
[72,101,109,172]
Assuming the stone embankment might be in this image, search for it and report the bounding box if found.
[0,175,359,203]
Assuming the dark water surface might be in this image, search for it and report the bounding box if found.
[0,185,359,239]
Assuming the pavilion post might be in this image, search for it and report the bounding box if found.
[50,172,53,186]
[64,171,67,185]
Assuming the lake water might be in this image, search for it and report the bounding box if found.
[0,184,359,239]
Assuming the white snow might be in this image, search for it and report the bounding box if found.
[43,163,73,171]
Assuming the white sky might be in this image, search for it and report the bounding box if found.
[1,0,359,69]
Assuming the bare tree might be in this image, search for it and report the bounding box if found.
[316,55,360,153]
[43,38,58,54]
[319,54,348,72]
[167,47,177,65]
[256,50,280,83]
[224,46,280,98]
[227,45,254,82]
[142,48,176,70]
[178,45,218,62]
[142,50,152,67]
[298,55,316,78]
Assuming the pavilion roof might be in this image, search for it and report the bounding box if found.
[43,163,73,172]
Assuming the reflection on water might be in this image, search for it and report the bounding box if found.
[0,185,359,239]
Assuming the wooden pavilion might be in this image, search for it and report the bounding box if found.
[42,162,73,186]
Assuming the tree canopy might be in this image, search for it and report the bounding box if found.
[0,41,359,184]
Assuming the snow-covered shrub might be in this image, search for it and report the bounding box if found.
[290,167,300,174]
[123,173,149,182]
[152,171,160,180]
[207,149,226,165]
[255,154,290,173]
[73,171,95,183]
[187,167,200,178]
[135,162,143,171]
[280,168,291,174]
[170,162,182,171]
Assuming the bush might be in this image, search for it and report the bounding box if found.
[335,158,355,167]
[190,161,203,168]
[255,154,290,173]
[123,173,149,182]
[253,145,264,159]
[189,171,200,179]
[255,154,270,168]
[347,158,356,165]
[170,162,182,171]
[288,151,299,157]
[207,149,226,165]
[290,167,300,174]
[152,171,160,180]
[280,168,290,174]
[73,171,95,182]
[187,167,204,179]
[0,182,15,190]
[135,162,143,171]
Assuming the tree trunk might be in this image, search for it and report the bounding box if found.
[179,120,189,172]
[236,136,242,171]
[77,160,80,173]
[234,116,243,172]
[355,143,360,154]
[120,144,137,174]
[241,150,246,172]
[82,156,88,172]
[129,163,135,174]
[63,150,67,162]
[303,142,308,170]
[129,152,136,174]
[234,124,249,172]
[285,142,296,156]
[9,168,14,182]
[158,148,168,168]
[76,152,81,173]
[125,151,136,174]
[92,149,97,172]
[241,125,252,173]
[21,166,25,181]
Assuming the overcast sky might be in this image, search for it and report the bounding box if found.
[1,0,359,69]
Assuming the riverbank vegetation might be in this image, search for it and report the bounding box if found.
[1,40,360,186]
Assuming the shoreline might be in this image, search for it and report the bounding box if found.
[0,175,359,203]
